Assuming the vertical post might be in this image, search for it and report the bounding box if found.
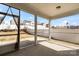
[49,19,51,40]
[34,14,37,45]
[15,9,20,50]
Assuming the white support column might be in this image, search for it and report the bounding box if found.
[49,19,51,40]
[34,14,37,45]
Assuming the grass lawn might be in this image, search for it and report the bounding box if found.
[0,31,34,42]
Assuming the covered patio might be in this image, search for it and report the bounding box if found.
[1,3,79,56]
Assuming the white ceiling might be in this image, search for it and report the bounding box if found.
[6,3,79,19]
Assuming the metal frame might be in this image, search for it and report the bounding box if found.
[0,4,52,55]
[1,3,20,10]
[0,4,20,51]
[15,9,20,50]
[0,3,52,47]
[0,3,52,55]
[9,7,18,27]
[0,3,38,50]
[0,12,19,17]
[0,7,10,24]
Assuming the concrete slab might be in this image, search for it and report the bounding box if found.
[48,39,79,49]
[39,41,77,55]
[39,41,74,51]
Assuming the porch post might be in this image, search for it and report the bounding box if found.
[34,14,37,45]
[49,19,51,40]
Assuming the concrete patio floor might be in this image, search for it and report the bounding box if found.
[1,31,79,56]
[5,37,79,56]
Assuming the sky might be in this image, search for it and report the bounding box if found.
[0,4,79,26]
[52,14,79,26]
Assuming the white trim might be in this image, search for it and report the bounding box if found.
[35,15,37,45]
[49,19,51,40]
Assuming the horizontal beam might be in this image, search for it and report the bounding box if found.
[0,12,19,17]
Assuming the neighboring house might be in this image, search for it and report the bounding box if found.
[0,18,49,31]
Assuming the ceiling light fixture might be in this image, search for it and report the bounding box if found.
[56,6,61,9]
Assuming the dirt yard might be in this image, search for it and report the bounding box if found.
[0,31,34,42]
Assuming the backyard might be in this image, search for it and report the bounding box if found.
[0,31,33,42]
